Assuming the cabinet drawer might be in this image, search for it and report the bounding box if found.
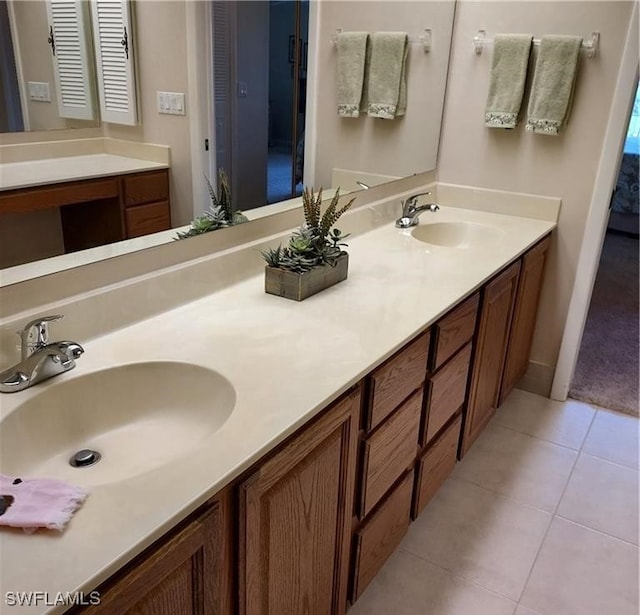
[360,389,421,517]
[364,330,430,432]
[125,201,171,238]
[413,414,461,519]
[430,293,479,371]
[351,471,413,601]
[123,170,169,206]
[423,343,472,445]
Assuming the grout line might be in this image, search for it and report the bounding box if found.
[488,421,584,452]
[578,449,640,472]
[448,474,558,516]
[514,407,599,604]
[553,514,640,548]
[396,545,520,605]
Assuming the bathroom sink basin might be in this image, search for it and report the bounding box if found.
[0,362,235,486]
[411,221,504,248]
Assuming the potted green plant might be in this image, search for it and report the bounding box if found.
[261,187,355,301]
[175,169,248,240]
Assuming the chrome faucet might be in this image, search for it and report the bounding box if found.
[395,192,440,228]
[0,315,84,393]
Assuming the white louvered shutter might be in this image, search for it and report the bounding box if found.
[90,0,137,125]
[45,0,97,121]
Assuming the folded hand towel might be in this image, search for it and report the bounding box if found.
[367,32,409,120]
[0,474,88,533]
[336,32,369,118]
[484,34,533,128]
[526,35,583,135]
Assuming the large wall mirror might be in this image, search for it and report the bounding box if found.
[0,0,456,285]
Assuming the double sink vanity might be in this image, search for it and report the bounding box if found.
[0,184,557,615]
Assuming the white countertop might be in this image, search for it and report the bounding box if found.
[0,200,555,614]
[0,154,168,191]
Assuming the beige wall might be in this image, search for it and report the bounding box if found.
[438,1,635,392]
[312,1,455,187]
[10,0,97,131]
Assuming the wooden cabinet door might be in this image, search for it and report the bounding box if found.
[460,261,521,457]
[499,235,551,405]
[238,386,361,615]
[73,493,233,615]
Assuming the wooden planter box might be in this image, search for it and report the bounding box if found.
[265,253,349,301]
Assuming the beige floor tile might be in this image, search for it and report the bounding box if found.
[349,549,516,615]
[557,453,639,544]
[520,518,640,615]
[453,423,577,512]
[494,389,595,449]
[583,408,639,469]
[514,606,543,615]
[401,478,551,600]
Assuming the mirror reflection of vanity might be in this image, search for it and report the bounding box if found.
[0,0,456,285]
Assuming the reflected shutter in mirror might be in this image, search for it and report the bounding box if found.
[45,0,98,121]
[90,0,138,125]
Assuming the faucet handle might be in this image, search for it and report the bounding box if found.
[402,191,432,213]
[18,315,63,359]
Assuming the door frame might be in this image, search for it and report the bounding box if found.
[550,2,639,401]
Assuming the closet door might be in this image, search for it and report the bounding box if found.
[90,0,137,125]
[45,0,97,121]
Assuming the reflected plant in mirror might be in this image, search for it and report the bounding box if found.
[175,170,248,240]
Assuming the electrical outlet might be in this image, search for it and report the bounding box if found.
[28,82,51,102]
[157,91,186,115]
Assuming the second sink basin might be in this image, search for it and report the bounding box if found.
[411,221,504,248]
[0,361,236,486]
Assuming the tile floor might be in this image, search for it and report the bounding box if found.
[349,388,640,615]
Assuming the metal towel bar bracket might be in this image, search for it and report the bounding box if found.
[473,30,600,58]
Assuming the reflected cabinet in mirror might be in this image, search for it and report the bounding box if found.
[0,0,456,284]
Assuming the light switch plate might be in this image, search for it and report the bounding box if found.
[157,91,186,115]
[28,81,51,102]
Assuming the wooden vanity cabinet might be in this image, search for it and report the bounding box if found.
[70,491,234,615]
[412,293,479,519]
[460,261,521,457]
[350,331,430,602]
[499,235,551,405]
[0,169,171,253]
[460,233,552,458]
[237,386,361,615]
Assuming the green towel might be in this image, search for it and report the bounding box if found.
[526,35,583,135]
[366,32,408,120]
[484,34,533,129]
[336,32,369,118]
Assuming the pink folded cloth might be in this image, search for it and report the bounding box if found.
[0,474,88,533]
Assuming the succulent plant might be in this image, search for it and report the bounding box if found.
[261,187,355,273]
[175,169,248,240]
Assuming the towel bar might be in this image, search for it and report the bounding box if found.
[331,28,432,52]
[473,30,600,58]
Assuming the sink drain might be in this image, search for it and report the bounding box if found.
[69,449,101,468]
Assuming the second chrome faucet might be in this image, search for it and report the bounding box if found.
[395,192,440,228]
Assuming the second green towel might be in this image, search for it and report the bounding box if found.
[526,35,583,135]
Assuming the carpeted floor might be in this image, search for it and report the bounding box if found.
[569,229,639,416]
